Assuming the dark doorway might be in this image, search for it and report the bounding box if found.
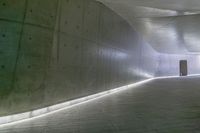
[180,60,188,76]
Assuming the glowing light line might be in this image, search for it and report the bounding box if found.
[0,74,200,127]
[0,78,154,127]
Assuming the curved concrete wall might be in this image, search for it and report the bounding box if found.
[98,1,200,77]
[0,0,158,116]
[157,53,200,76]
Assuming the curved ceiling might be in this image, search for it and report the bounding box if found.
[97,0,200,54]
[98,0,200,12]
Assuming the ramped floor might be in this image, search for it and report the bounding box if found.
[1,76,200,133]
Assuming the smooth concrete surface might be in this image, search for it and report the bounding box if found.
[1,77,200,133]
[1,0,200,127]
[97,0,200,54]
[0,0,158,116]
[97,0,200,76]
[97,0,200,11]
[0,79,153,125]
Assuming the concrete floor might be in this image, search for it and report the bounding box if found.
[1,76,200,133]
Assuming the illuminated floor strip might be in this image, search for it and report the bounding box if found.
[155,74,200,79]
[0,78,154,127]
[0,74,199,127]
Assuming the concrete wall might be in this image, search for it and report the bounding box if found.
[0,0,158,116]
[157,54,200,76]
[98,1,200,77]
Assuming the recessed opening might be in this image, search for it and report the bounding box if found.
[180,60,188,76]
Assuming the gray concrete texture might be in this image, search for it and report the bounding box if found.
[1,77,200,133]
[1,0,200,117]
[97,0,200,54]
[0,0,158,116]
[98,0,200,75]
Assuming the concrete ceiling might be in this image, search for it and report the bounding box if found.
[97,0,200,54]
[98,0,200,12]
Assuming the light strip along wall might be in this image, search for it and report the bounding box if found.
[0,74,200,127]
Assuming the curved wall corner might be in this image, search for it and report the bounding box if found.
[97,0,200,77]
[0,0,158,116]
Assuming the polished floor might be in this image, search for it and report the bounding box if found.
[1,76,200,133]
